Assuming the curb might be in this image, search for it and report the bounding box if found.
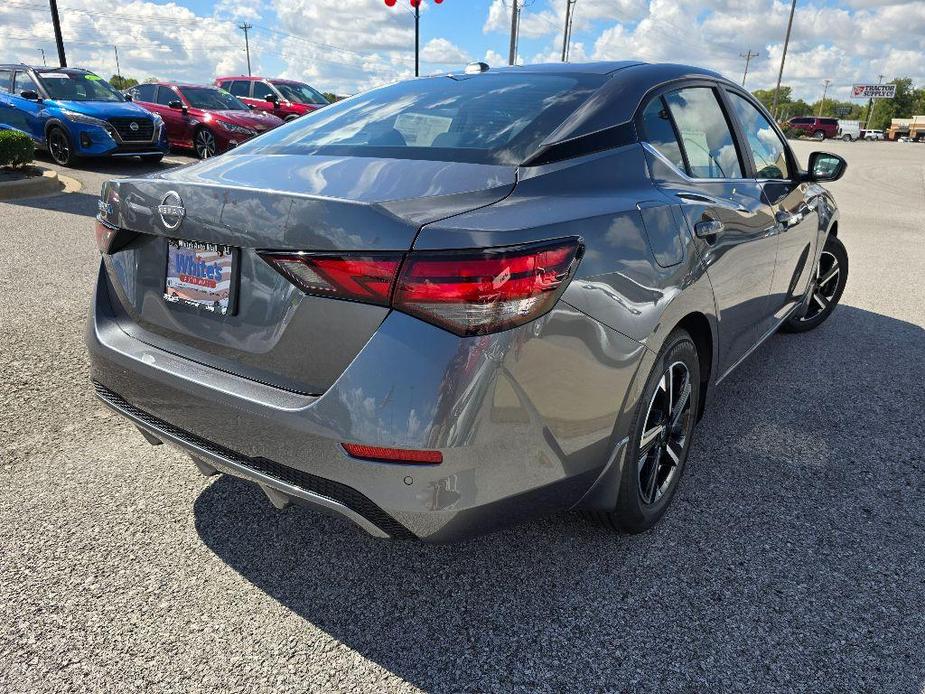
[0,167,63,201]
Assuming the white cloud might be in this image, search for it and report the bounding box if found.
[421,38,470,65]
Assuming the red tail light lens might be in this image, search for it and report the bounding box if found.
[259,253,402,306]
[393,239,582,336]
[260,238,582,335]
[95,219,118,254]
[342,443,443,465]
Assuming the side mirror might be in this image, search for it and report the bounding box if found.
[167,100,185,111]
[123,93,133,101]
[804,151,846,183]
[20,90,40,101]
[265,93,279,105]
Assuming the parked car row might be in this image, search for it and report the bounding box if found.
[785,116,886,142]
[0,63,329,166]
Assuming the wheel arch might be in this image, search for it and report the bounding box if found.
[673,312,714,420]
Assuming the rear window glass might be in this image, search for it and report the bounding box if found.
[233,73,607,165]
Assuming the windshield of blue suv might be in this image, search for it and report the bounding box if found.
[182,87,249,111]
[37,71,124,102]
[235,73,607,165]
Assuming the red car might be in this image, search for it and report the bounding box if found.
[214,76,330,121]
[787,116,839,140]
[126,82,284,158]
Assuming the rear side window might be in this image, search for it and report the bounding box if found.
[727,92,790,180]
[229,80,251,97]
[641,97,685,171]
[0,70,13,93]
[664,87,742,179]
[234,73,606,165]
[820,118,838,125]
[218,80,233,91]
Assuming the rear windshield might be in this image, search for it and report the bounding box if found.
[234,73,607,165]
[181,87,248,111]
[38,71,124,102]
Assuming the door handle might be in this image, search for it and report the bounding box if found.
[694,219,725,238]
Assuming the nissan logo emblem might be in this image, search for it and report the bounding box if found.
[129,121,139,131]
[156,191,185,230]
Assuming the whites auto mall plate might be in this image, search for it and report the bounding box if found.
[164,239,236,315]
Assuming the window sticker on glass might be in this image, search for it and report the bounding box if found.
[41,72,69,79]
[85,74,102,81]
[394,112,453,147]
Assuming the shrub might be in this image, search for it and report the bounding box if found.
[779,125,799,140]
[0,130,35,168]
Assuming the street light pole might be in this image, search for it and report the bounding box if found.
[48,0,67,67]
[39,48,47,66]
[414,1,420,76]
[864,73,884,129]
[113,45,122,82]
[561,0,577,62]
[771,0,797,120]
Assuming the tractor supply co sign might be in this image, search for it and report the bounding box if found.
[851,84,897,99]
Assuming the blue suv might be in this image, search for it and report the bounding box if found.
[0,65,169,166]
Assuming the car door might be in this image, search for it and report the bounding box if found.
[11,70,46,142]
[153,85,189,148]
[724,90,820,323]
[640,84,779,376]
[0,69,15,131]
[252,80,281,115]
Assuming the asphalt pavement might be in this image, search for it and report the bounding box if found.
[1,142,923,693]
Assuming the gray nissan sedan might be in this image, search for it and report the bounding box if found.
[88,62,848,542]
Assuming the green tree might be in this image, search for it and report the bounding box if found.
[752,86,791,114]
[868,77,917,130]
[109,74,139,90]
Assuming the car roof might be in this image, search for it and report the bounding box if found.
[151,82,220,89]
[0,64,91,74]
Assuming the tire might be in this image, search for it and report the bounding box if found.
[193,127,217,159]
[842,134,852,142]
[781,235,848,333]
[594,329,701,533]
[140,154,164,164]
[814,129,825,140]
[47,126,75,166]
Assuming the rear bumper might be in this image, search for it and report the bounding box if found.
[87,263,646,542]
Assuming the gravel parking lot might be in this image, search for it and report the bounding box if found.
[1,141,923,693]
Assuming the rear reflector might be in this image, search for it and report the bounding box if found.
[342,443,443,465]
[260,238,582,336]
[259,253,401,306]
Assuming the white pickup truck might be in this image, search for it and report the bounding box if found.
[863,129,885,141]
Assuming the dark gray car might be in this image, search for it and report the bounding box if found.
[87,62,848,542]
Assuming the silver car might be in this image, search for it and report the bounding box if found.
[88,62,848,542]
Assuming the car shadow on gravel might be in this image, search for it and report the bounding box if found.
[193,304,925,692]
[33,151,191,177]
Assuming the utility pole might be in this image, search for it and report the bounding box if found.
[48,0,67,67]
[561,0,577,62]
[817,79,831,116]
[239,22,253,76]
[39,48,47,66]
[740,49,758,86]
[864,73,884,129]
[414,1,420,76]
[113,45,122,82]
[771,0,797,119]
[508,0,520,66]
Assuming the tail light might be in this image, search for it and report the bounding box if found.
[95,219,118,253]
[258,253,400,305]
[259,238,582,336]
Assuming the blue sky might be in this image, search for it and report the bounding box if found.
[2,0,923,101]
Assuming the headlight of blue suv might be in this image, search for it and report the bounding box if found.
[60,109,110,129]
[218,121,256,136]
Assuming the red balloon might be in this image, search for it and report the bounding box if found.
[434,0,443,3]
[384,0,396,5]
[410,0,420,6]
